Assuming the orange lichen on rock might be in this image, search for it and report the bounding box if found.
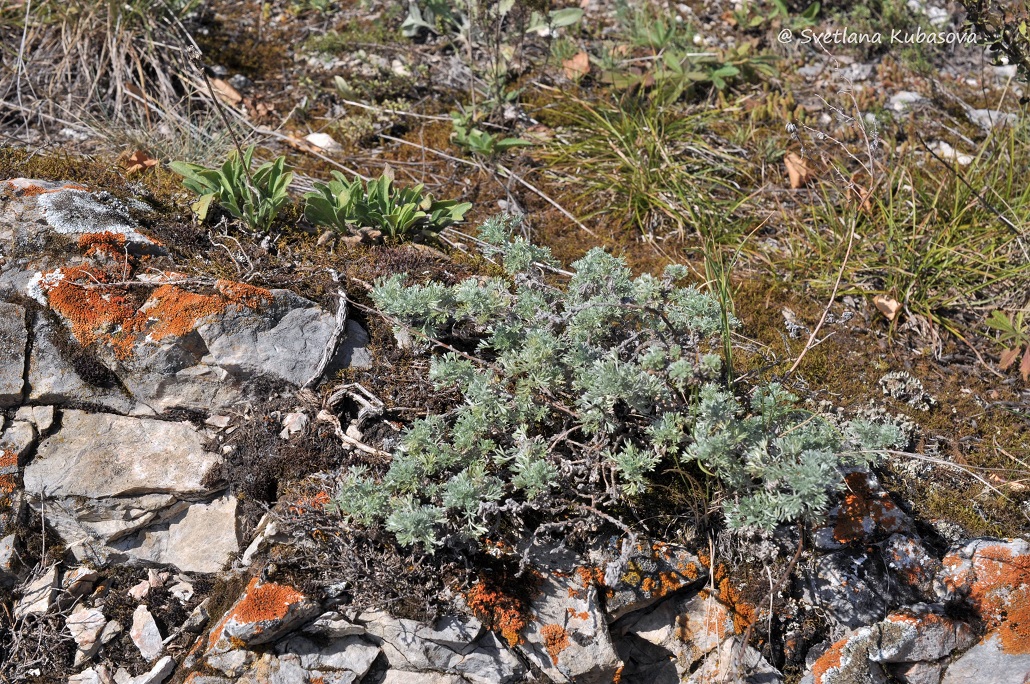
[960,544,1030,653]
[540,623,570,664]
[231,578,306,624]
[833,471,908,545]
[38,264,272,359]
[0,449,16,470]
[42,265,140,356]
[682,561,702,581]
[0,475,15,495]
[288,491,331,516]
[698,562,755,634]
[570,565,614,601]
[811,637,847,684]
[78,231,128,260]
[215,279,272,309]
[676,596,730,644]
[207,577,307,650]
[466,579,532,647]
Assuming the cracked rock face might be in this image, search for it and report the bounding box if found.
[22,411,237,572]
[0,301,27,406]
[2,179,372,416]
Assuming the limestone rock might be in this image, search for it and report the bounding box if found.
[130,605,163,661]
[276,634,379,677]
[803,549,893,628]
[208,578,321,652]
[108,494,238,574]
[128,656,176,684]
[0,533,23,587]
[612,587,739,680]
[4,183,370,414]
[806,607,975,684]
[0,301,26,406]
[15,404,55,432]
[197,292,371,385]
[25,411,218,498]
[66,606,107,663]
[602,538,705,621]
[68,665,115,684]
[686,636,781,684]
[301,611,367,639]
[381,673,468,684]
[15,564,58,619]
[519,570,621,684]
[20,411,237,571]
[359,611,523,684]
[941,633,1030,683]
[1,419,36,462]
[207,649,255,677]
[232,653,313,684]
[869,606,975,663]
[63,567,100,597]
[26,316,137,415]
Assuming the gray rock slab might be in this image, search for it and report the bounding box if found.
[941,633,1030,684]
[130,605,163,661]
[24,411,219,498]
[109,494,238,574]
[14,564,58,619]
[198,290,371,386]
[519,573,621,684]
[278,635,380,677]
[26,317,137,413]
[0,301,26,406]
[14,404,55,432]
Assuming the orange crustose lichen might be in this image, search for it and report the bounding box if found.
[40,261,272,359]
[540,623,570,664]
[288,491,332,516]
[697,561,755,634]
[833,471,907,545]
[960,544,1030,653]
[78,232,129,261]
[811,636,847,684]
[208,577,306,650]
[0,449,16,496]
[466,579,532,647]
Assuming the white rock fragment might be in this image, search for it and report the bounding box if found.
[304,133,342,152]
[130,605,163,662]
[15,565,58,619]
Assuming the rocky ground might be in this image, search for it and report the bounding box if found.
[1,0,1030,682]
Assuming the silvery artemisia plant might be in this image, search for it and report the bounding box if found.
[330,215,907,549]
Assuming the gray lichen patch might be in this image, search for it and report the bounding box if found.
[36,187,157,246]
[0,301,27,407]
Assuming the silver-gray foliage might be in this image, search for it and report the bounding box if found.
[329,215,907,548]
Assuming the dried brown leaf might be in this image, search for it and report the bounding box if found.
[873,295,901,322]
[120,149,159,175]
[1021,346,1030,382]
[563,52,590,81]
[209,78,242,105]
[784,152,814,189]
[1000,346,1021,370]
